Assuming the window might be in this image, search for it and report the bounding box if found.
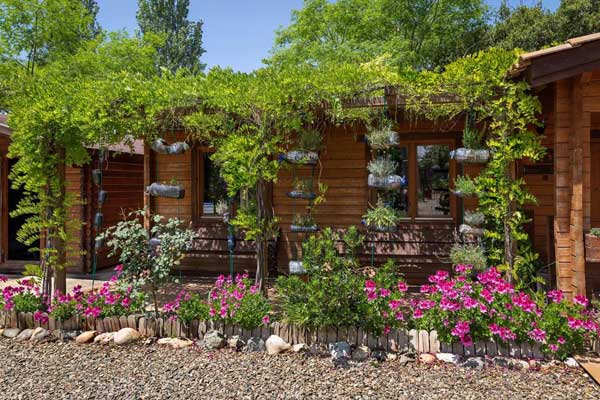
[369,139,455,220]
[193,147,228,221]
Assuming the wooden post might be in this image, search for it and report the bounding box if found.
[143,142,152,236]
[53,146,67,295]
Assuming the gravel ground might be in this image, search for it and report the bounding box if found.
[0,338,598,400]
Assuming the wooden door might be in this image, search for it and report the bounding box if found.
[592,140,600,228]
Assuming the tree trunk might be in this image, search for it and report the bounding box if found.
[255,179,271,293]
[503,159,518,282]
[53,147,67,294]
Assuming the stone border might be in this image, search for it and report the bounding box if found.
[2,311,597,360]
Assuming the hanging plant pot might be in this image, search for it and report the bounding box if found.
[289,260,306,274]
[94,212,104,230]
[148,237,161,254]
[290,225,319,233]
[92,169,102,186]
[366,131,399,149]
[97,190,108,206]
[285,150,319,165]
[151,138,189,155]
[463,212,485,227]
[450,148,490,164]
[287,190,316,200]
[452,190,475,198]
[585,233,600,262]
[94,237,104,251]
[368,174,403,190]
[368,224,398,233]
[146,183,185,199]
[459,224,484,237]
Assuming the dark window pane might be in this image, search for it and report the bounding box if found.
[417,145,450,217]
[380,146,409,216]
[203,153,228,215]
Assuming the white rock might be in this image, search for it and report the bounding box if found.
[114,328,140,345]
[564,358,579,368]
[351,346,370,361]
[76,331,97,344]
[30,327,49,341]
[15,329,34,341]
[265,335,290,355]
[94,332,115,344]
[203,330,226,350]
[3,328,21,338]
[157,337,193,349]
[419,353,436,364]
[292,343,308,353]
[436,353,461,364]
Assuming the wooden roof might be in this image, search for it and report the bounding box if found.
[509,32,600,86]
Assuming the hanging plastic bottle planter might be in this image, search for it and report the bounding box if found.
[92,169,102,186]
[290,214,318,233]
[97,190,108,207]
[94,237,104,251]
[365,130,399,149]
[450,148,490,164]
[287,177,316,200]
[284,150,319,165]
[151,138,190,155]
[463,211,485,227]
[146,182,185,199]
[367,174,403,190]
[288,260,306,274]
[459,223,484,237]
[94,212,104,230]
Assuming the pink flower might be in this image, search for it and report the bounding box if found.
[262,315,270,325]
[573,295,589,308]
[420,284,434,294]
[379,288,391,298]
[462,296,478,309]
[428,270,449,284]
[209,308,216,317]
[418,300,436,310]
[0,276,7,282]
[397,281,408,292]
[121,297,131,308]
[567,317,584,330]
[547,290,564,303]
[389,300,402,310]
[558,336,566,345]
[413,309,423,319]
[383,326,391,335]
[480,289,494,303]
[395,312,404,321]
[114,264,123,274]
[365,280,376,291]
[366,290,378,302]
[33,311,48,324]
[549,344,559,352]
[454,264,473,274]
[528,328,546,342]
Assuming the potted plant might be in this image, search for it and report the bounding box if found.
[362,199,402,232]
[452,175,477,197]
[463,210,485,227]
[285,129,322,164]
[585,228,600,262]
[288,260,306,274]
[146,178,185,199]
[366,121,398,149]
[151,138,189,155]
[449,126,490,163]
[290,213,318,233]
[367,157,402,189]
[449,244,487,271]
[287,177,316,199]
[459,223,484,237]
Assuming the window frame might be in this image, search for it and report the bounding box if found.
[192,144,227,225]
[368,137,457,222]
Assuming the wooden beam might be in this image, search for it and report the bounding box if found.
[143,142,152,235]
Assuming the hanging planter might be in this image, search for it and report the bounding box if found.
[94,212,104,230]
[367,174,403,190]
[146,183,185,199]
[362,200,401,233]
[151,138,189,155]
[287,190,316,200]
[289,260,306,274]
[450,148,490,164]
[464,211,485,227]
[290,224,319,233]
[285,150,319,165]
[453,176,477,198]
[459,224,484,237]
[366,130,399,149]
[94,237,104,251]
[365,223,398,233]
[92,169,102,186]
[97,190,108,207]
[585,231,600,262]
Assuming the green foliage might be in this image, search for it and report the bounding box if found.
[296,129,323,152]
[462,125,484,149]
[292,213,316,227]
[174,293,209,323]
[137,0,206,73]
[363,199,401,229]
[449,244,487,271]
[22,264,43,279]
[453,176,477,196]
[590,228,600,237]
[99,210,194,314]
[366,123,397,148]
[367,157,397,177]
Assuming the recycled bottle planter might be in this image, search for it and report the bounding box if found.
[148,237,161,254]
[97,190,108,206]
[463,212,485,227]
[585,234,600,262]
[146,183,185,199]
[94,212,104,229]
[452,190,475,198]
[450,148,490,164]
[151,138,189,155]
[94,237,104,251]
[368,174,403,190]
[368,224,398,233]
[285,150,319,165]
[459,223,484,237]
[289,260,306,274]
[290,225,319,233]
[366,131,399,149]
[287,190,316,200]
[92,169,102,186]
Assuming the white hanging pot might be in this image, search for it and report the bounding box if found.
[450,148,490,164]
[285,150,319,165]
[368,174,402,190]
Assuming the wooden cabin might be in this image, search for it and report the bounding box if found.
[0,114,145,274]
[143,33,599,298]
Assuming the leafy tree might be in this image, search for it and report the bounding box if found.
[269,0,489,69]
[555,0,600,40]
[81,0,101,38]
[137,0,206,73]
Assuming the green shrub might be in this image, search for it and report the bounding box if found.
[590,228,600,237]
[453,175,477,196]
[449,244,487,270]
[367,157,397,177]
[363,199,402,229]
[296,129,323,152]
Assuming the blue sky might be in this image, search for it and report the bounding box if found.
[97,0,561,72]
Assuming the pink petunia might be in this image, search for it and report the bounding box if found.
[397,281,408,292]
[262,315,270,325]
[547,290,564,303]
[573,295,589,308]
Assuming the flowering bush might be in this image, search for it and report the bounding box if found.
[164,290,209,323]
[414,264,600,359]
[1,277,42,313]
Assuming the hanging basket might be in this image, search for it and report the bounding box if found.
[290,225,319,233]
[367,224,398,233]
[367,131,399,149]
[452,190,475,198]
[289,260,306,274]
[97,190,108,206]
[285,150,319,165]
[287,190,316,200]
[459,224,484,237]
[94,237,104,251]
[151,138,189,155]
[585,234,600,263]
[146,183,185,199]
[92,169,102,186]
[368,174,403,190]
[450,148,490,164]
[464,212,485,227]
[94,212,104,230]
